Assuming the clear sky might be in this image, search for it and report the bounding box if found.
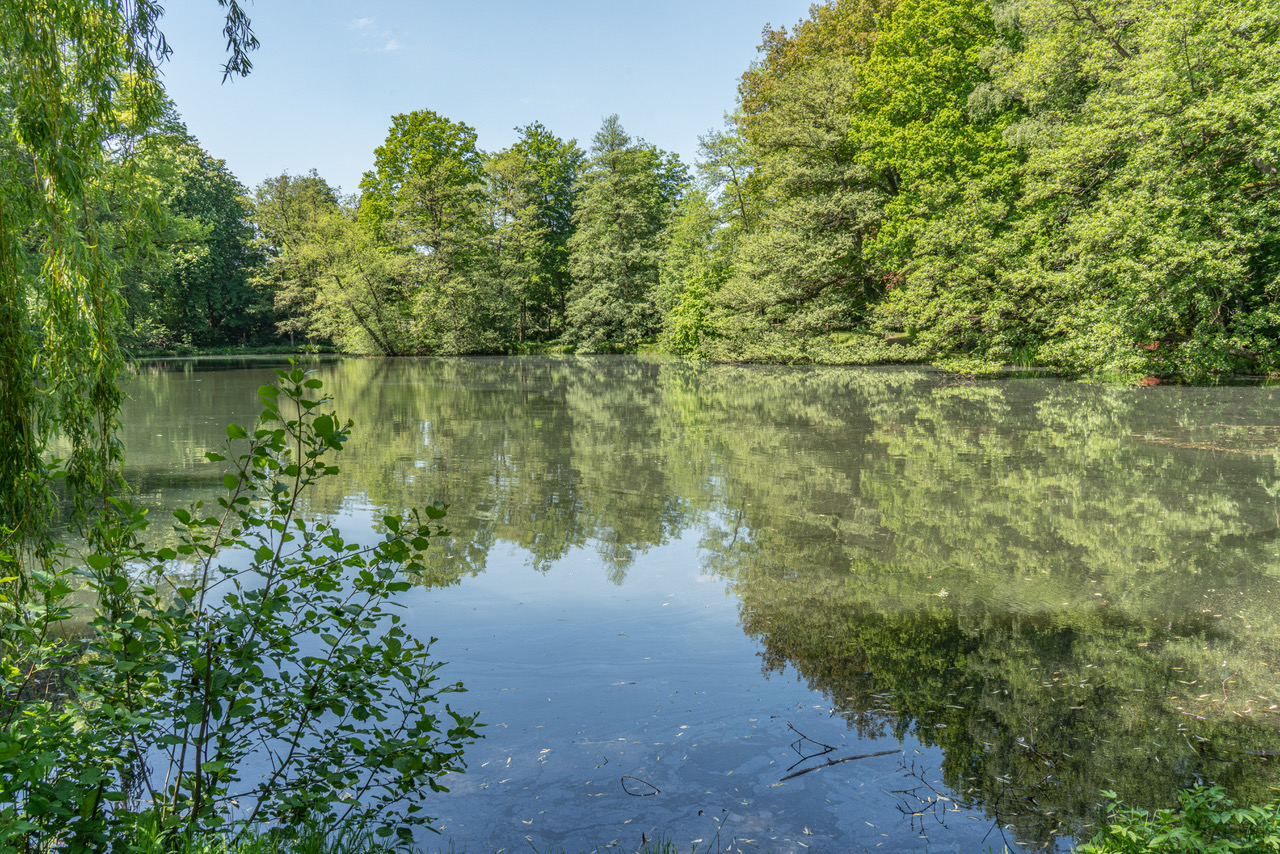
[155,0,816,196]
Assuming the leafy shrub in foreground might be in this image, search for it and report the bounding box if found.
[0,364,479,851]
[1079,785,1280,854]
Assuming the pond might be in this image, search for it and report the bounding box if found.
[119,355,1280,854]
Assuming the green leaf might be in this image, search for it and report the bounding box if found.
[183,701,206,727]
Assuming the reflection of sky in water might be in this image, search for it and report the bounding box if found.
[112,356,1280,853]
[409,527,1039,854]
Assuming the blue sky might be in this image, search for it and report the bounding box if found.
[156,0,815,196]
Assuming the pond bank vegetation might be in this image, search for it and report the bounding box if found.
[4,0,1280,850]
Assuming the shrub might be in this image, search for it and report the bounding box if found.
[1080,785,1280,854]
[0,364,479,851]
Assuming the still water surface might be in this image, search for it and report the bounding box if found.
[121,356,1280,853]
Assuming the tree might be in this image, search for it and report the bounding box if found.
[988,0,1280,378]
[250,170,343,347]
[252,172,417,355]
[112,108,270,349]
[698,0,898,362]
[850,0,1024,359]
[357,109,505,354]
[566,115,687,351]
[475,148,547,346]
[2,8,480,849]
[358,110,485,242]
[710,56,885,360]
[737,0,891,146]
[657,126,760,357]
[506,122,585,339]
[695,125,762,237]
[0,0,257,547]
[658,188,728,356]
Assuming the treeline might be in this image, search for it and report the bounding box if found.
[114,105,688,356]
[674,0,1280,380]
[118,0,1280,379]
[251,113,686,354]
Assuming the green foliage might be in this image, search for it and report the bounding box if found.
[250,171,345,349]
[110,101,272,350]
[0,0,258,546]
[706,7,889,362]
[854,0,1025,356]
[466,149,544,348]
[694,0,1280,379]
[357,110,484,241]
[251,174,418,356]
[0,366,478,851]
[992,0,1280,379]
[269,113,582,356]
[505,123,586,341]
[566,115,688,352]
[0,0,155,548]
[1080,786,1280,853]
[657,190,725,356]
[657,126,763,358]
[123,815,398,854]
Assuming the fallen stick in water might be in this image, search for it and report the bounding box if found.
[778,749,900,782]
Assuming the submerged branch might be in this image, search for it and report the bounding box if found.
[777,748,900,782]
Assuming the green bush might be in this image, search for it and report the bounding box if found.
[0,364,479,851]
[1080,785,1280,854]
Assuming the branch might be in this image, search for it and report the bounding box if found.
[777,749,900,782]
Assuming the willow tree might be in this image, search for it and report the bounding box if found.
[0,0,257,553]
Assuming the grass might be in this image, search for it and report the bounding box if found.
[121,820,398,854]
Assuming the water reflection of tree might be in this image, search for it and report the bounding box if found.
[118,357,1280,848]
[303,357,705,584]
[684,367,1280,848]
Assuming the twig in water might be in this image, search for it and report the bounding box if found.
[621,775,660,796]
[892,757,960,835]
[785,722,837,772]
[777,749,899,782]
[787,722,837,752]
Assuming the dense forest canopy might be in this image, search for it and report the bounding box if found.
[194,0,1280,377]
[11,0,1279,390]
